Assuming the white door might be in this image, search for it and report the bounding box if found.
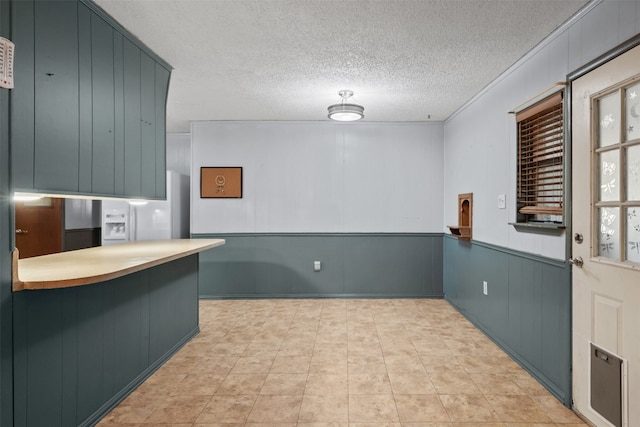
[572,44,640,427]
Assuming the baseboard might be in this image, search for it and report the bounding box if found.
[199,293,445,300]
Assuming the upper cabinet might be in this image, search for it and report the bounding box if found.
[10,0,171,200]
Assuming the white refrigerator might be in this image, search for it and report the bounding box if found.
[101,171,190,245]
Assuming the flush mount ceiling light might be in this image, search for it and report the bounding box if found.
[328,90,364,122]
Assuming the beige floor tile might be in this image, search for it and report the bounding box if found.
[305,373,348,395]
[348,423,401,427]
[439,394,501,423]
[470,373,526,395]
[429,369,482,394]
[269,354,311,373]
[100,404,155,424]
[215,373,267,395]
[229,355,274,374]
[387,371,436,395]
[309,360,348,374]
[295,423,348,427]
[246,394,303,422]
[530,395,585,424]
[244,423,296,427]
[143,395,211,424]
[348,372,393,394]
[211,342,249,356]
[170,373,226,395]
[486,395,553,423]
[384,355,426,373]
[394,394,451,423]
[401,423,454,427]
[510,374,552,396]
[348,394,399,422]
[188,356,238,374]
[298,393,349,422]
[411,339,453,356]
[260,373,307,395]
[194,394,256,423]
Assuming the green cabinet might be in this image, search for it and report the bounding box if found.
[10,0,171,199]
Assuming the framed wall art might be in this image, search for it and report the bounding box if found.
[201,167,243,198]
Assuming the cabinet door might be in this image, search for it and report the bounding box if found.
[113,32,125,195]
[123,40,142,197]
[90,14,115,195]
[140,52,156,199]
[155,64,170,199]
[10,0,36,190]
[78,3,93,193]
[33,0,80,192]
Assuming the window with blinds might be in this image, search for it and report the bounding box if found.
[516,91,564,223]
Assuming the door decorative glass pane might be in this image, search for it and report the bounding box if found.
[598,92,621,148]
[626,82,640,141]
[627,208,640,263]
[599,149,619,202]
[599,207,620,260]
[627,145,640,202]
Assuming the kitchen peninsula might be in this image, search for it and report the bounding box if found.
[11,239,225,426]
[12,238,224,291]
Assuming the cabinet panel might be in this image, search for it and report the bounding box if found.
[78,3,93,193]
[33,0,80,192]
[155,64,170,199]
[113,32,125,195]
[140,52,156,198]
[10,0,36,190]
[123,40,142,197]
[91,14,115,195]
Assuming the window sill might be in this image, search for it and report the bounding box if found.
[510,222,566,235]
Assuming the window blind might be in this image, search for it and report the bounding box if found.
[517,91,564,217]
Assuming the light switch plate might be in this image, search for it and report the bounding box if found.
[498,194,506,209]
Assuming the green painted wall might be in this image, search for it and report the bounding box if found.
[443,235,572,406]
[195,233,444,298]
[12,255,199,427]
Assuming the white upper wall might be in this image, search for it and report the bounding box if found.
[191,121,444,234]
[443,0,640,260]
[167,133,192,176]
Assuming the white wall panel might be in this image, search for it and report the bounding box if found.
[444,0,640,260]
[166,133,191,176]
[191,121,443,233]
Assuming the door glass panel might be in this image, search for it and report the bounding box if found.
[627,208,640,263]
[599,149,619,202]
[626,82,640,141]
[627,145,640,201]
[598,92,621,148]
[598,207,620,260]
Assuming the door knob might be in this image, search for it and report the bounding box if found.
[15,228,28,234]
[569,256,584,267]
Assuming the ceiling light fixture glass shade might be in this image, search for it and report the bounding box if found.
[328,90,364,121]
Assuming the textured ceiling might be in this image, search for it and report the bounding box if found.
[94,0,589,132]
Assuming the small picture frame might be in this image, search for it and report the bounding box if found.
[201,167,243,198]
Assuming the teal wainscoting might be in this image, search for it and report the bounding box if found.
[195,233,443,299]
[443,235,571,406]
[12,255,199,427]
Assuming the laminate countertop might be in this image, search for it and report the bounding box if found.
[12,239,225,291]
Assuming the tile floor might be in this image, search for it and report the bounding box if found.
[99,298,588,426]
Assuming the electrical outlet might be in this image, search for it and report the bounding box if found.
[498,194,506,209]
[314,261,321,272]
[483,281,488,295]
